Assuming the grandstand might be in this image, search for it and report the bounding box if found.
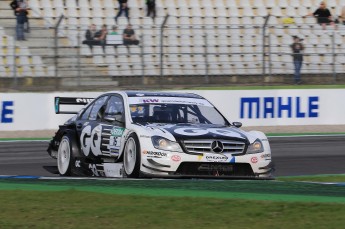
[1,0,345,89]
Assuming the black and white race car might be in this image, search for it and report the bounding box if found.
[47,91,274,179]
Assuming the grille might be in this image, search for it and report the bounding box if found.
[174,162,254,177]
[182,139,246,155]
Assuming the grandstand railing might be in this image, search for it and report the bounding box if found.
[1,14,344,88]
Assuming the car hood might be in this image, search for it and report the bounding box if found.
[135,123,257,143]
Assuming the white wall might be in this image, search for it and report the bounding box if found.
[1,89,344,131]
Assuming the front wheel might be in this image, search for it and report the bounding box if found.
[123,134,141,178]
[57,135,74,176]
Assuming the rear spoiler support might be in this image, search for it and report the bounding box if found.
[55,97,94,114]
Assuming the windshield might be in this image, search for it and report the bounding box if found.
[129,98,229,125]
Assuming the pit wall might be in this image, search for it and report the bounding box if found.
[1,89,344,131]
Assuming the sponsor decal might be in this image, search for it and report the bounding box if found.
[0,101,14,123]
[198,164,233,172]
[75,160,81,168]
[131,106,145,114]
[129,97,213,107]
[111,127,125,137]
[139,135,151,138]
[76,98,93,103]
[141,98,159,103]
[171,155,181,162]
[260,153,271,159]
[108,136,121,150]
[205,155,228,162]
[251,157,258,163]
[110,148,119,155]
[174,127,243,138]
[240,96,319,119]
[103,163,123,177]
[54,98,59,113]
[80,125,102,156]
[89,164,99,176]
[142,150,167,158]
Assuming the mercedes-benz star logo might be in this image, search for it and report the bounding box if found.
[211,141,224,153]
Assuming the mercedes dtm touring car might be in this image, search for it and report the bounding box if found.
[47,91,274,179]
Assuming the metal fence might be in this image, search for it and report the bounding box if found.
[1,14,345,89]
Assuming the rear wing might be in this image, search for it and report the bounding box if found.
[55,97,94,114]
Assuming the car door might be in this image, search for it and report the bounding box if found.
[76,95,109,157]
[99,94,126,158]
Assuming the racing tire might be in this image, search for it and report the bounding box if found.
[123,133,141,178]
[57,134,76,176]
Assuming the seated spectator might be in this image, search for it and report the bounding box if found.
[306,1,335,29]
[109,25,119,35]
[123,24,139,45]
[98,24,108,51]
[82,24,100,50]
[107,26,122,47]
[339,6,345,25]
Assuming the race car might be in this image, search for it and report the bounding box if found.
[47,91,274,179]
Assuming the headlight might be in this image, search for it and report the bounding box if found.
[246,139,264,154]
[151,136,183,152]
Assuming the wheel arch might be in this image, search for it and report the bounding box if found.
[122,132,141,178]
[118,129,139,161]
[62,128,83,159]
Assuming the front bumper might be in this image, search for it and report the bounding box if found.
[141,160,275,179]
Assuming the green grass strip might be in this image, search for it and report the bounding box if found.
[278,174,345,183]
[0,182,344,204]
[0,179,344,204]
[1,190,345,229]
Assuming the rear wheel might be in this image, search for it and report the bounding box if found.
[123,134,141,178]
[57,135,74,176]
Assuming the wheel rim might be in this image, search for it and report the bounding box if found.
[124,138,136,175]
[57,138,71,175]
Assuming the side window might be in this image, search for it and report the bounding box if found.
[187,106,200,124]
[89,96,109,121]
[80,104,93,120]
[104,96,124,115]
[104,95,125,123]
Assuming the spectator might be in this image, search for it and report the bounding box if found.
[146,0,156,19]
[339,6,345,24]
[82,24,101,51]
[115,0,129,24]
[306,1,335,29]
[12,0,30,40]
[98,24,108,51]
[109,25,119,35]
[123,24,139,45]
[10,0,30,33]
[290,36,304,85]
[10,0,19,15]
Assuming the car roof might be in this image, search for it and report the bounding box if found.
[123,91,204,99]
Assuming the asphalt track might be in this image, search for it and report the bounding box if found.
[0,136,344,177]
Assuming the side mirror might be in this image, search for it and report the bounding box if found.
[104,112,124,123]
[232,122,242,128]
[104,115,115,122]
